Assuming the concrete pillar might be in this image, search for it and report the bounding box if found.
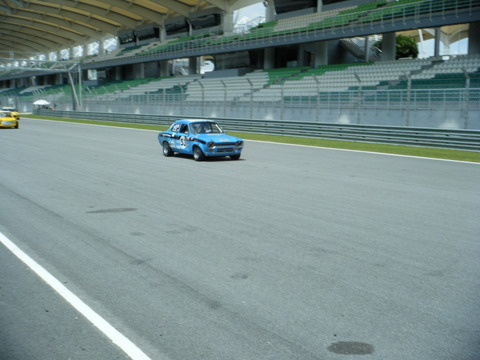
[266,1,275,22]
[99,39,105,56]
[434,27,441,57]
[134,63,145,78]
[115,66,122,81]
[317,0,323,12]
[382,32,396,61]
[189,56,198,75]
[159,60,169,76]
[55,73,63,85]
[264,47,275,69]
[313,41,328,66]
[298,46,306,67]
[69,47,75,59]
[468,21,480,55]
[160,26,166,43]
[364,36,370,62]
[223,11,234,34]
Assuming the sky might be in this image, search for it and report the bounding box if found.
[233,2,266,31]
[235,1,265,17]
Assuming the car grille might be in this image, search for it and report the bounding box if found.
[216,147,234,153]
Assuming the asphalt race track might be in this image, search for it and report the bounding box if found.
[1,118,479,360]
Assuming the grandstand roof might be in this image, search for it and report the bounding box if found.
[0,0,259,56]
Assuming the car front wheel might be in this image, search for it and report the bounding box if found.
[162,142,173,156]
[230,154,240,160]
[193,146,205,161]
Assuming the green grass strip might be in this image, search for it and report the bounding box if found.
[22,114,480,163]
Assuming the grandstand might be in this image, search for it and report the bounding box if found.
[0,0,479,129]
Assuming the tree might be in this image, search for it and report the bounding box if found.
[396,35,419,59]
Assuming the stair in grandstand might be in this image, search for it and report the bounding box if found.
[340,37,384,61]
[19,85,52,95]
[381,55,480,90]
[228,67,310,102]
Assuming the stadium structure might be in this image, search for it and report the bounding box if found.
[0,0,479,129]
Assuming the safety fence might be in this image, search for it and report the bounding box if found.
[35,109,480,151]
[57,87,480,129]
[7,86,480,131]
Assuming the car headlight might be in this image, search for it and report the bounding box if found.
[236,141,243,147]
[207,141,215,149]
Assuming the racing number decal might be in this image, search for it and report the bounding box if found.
[179,135,187,149]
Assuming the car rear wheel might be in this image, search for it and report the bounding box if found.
[162,142,173,156]
[193,146,205,161]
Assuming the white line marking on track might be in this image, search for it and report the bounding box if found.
[0,231,157,360]
[29,117,479,164]
[249,140,480,164]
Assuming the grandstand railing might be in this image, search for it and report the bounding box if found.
[78,0,480,68]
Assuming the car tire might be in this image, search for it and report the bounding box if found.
[162,142,173,157]
[230,154,240,160]
[193,146,205,161]
[14,122,18,129]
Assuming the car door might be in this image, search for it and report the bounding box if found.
[173,123,192,154]
[168,122,182,152]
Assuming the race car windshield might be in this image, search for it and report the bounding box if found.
[190,122,223,134]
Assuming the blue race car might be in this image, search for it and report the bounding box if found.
[158,119,244,161]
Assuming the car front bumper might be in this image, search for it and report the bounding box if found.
[0,121,17,128]
[205,146,242,157]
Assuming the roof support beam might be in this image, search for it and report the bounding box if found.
[2,18,85,43]
[0,23,70,47]
[10,10,110,39]
[0,0,252,55]
[147,0,191,17]
[96,0,168,22]
[25,4,120,34]
[0,40,32,52]
[0,35,47,52]
[33,0,140,28]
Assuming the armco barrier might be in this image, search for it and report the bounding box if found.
[36,109,480,151]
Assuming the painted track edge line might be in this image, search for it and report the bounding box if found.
[27,117,479,164]
[0,231,158,360]
[249,140,480,164]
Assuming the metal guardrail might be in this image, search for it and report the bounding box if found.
[36,109,480,151]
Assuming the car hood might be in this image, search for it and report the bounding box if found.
[196,133,241,143]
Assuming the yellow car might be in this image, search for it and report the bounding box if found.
[1,106,20,119]
[0,110,19,128]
